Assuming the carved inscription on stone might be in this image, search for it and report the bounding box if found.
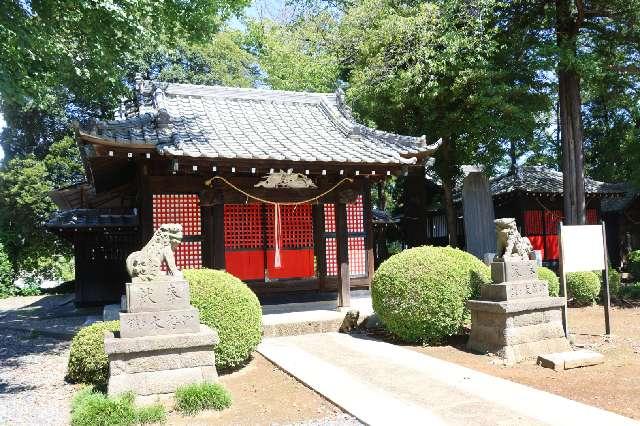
[126,280,190,313]
[119,308,200,338]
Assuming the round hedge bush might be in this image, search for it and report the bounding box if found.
[628,250,640,278]
[567,271,601,305]
[537,266,560,297]
[371,246,491,343]
[66,320,119,390]
[184,269,262,370]
[607,268,621,299]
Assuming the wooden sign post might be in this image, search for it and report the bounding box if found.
[559,222,612,337]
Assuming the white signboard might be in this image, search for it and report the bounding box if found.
[560,225,606,272]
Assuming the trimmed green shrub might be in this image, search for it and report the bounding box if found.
[175,382,232,415]
[66,321,119,390]
[566,271,601,305]
[184,269,262,370]
[607,268,621,299]
[628,250,640,278]
[371,246,491,344]
[537,266,560,297]
[70,387,165,426]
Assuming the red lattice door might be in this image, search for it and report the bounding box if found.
[324,195,367,278]
[223,204,315,281]
[152,194,202,269]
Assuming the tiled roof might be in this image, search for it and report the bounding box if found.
[46,209,138,229]
[78,78,440,165]
[490,166,623,197]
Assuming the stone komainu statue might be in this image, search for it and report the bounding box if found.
[494,218,534,261]
[126,223,184,282]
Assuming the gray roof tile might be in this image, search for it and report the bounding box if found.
[79,81,439,165]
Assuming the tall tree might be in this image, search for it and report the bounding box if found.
[336,0,548,246]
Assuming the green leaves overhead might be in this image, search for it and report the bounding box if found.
[0,0,251,112]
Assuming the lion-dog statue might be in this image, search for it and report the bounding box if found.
[494,218,534,261]
[126,223,184,282]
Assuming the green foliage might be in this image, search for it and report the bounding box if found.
[66,321,120,391]
[184,269,262,370]
[371,246,491,343]
[621,283,640,300]
[0,136,81,281]
[70,387,165,426]
[0,0,250,112]
[175,382,232,415]
[566,271,601,305]
[628,251,640,278]
[132,30,258,88]
[0,242,15,298]
[248,13,340,92]
[537,266,560,297]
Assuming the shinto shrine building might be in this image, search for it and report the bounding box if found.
[47,78,439,306]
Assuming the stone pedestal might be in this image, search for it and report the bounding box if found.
[467,260,570,364]
[105,279,219,404]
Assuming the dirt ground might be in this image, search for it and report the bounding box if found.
[411,306,640,420]
[166,353,356,425]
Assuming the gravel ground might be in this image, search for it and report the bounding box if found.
[0,327,76,426]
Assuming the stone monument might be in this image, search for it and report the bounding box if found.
[104,224,219,404]
[466,218,570,364]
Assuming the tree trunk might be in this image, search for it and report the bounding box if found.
[440,137,459,247]
[556,0,586,225]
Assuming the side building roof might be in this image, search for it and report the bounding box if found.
[77,77,440,166]
[490,166,624,199]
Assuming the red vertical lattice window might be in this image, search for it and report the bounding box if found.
[544,210,563,235]
[523,210,543,235]
[586,209,599,225]
[152,194,202,269]
[223,204,263,250]
[265,205,314,249]
[324,195,367,278]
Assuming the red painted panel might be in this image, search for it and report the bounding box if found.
[267,249,315,279]
[528,235,545,260]
[587,209,598,225]
[524,211,543,235]
[225,251,265,281]
[544,235,560,260]
[544,210,563,235]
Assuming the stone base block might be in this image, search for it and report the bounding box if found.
[119,307,200,338]
[537,350,604,371]
[467,300,570,364]
[108,365,218,397]
[105,325,219,400]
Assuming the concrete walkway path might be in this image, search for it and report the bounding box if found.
[258,333,637,426]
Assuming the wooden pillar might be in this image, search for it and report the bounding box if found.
[138,163,153,243]
[335,201,351,308]
[212,203,225,270]
[313,204,327,292]
[363,180,375,283]
[201,205,214,268]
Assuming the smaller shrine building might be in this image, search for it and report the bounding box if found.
[47,79,439,306]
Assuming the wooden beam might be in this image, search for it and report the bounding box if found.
[137,163,153,243]
[201,205,214,268]
[335,201,351,308]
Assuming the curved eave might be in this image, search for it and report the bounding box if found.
[78,132,157,151]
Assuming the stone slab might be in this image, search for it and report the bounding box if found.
[480,280,549,301]
[108,365,218,396]
[468,321,565,347]
[538,350,605,371]
[126,280,190,313]
[467,297,566,314]
[491,260,537,283]
[262,309,352,337]
[109,348,216,375]
[104,325,218,354]
[468,335,571,364]
[119,307,200,338]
